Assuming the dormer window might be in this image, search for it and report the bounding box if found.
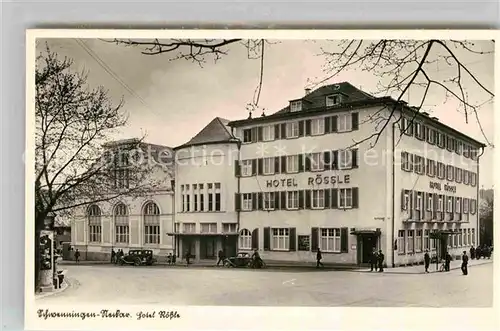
[326,94,342,107]
[290,101,302,112]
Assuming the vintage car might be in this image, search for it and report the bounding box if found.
[118,249,157,266]
[223,252,255,268]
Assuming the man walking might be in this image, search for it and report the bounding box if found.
[370,248,378,272]
[444,252,452,272]
[316,248,324,268]
[217,249,225,266]
[470,246,476,260]
[377,250,385,272]
[461,251,469,275]
[424,250,430,273]
[111,248,116,264]
[74,249,80,263]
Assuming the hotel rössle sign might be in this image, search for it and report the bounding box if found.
[265,174,351,188]
[429,181,457,193]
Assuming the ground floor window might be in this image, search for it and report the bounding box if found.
[415,230,422,252]
[423,230,430,251]
[471,229,476,246]
[201,223,217,234]
[320,228,341,252]
[115,225,129,243]
[430,232,436,250]
[239,229,252,249]
[458,230,463,247]
[144,225,160,244]
[397,230,405,254]
[89,225,101,243]
[467,229,471,246]
[272,228,289,250]
[407,230,414,253]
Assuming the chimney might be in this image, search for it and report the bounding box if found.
[431,116,439,121]
[305,88,311,96]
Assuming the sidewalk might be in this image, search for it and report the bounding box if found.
[360,258,493,275]
[35,279,70,299]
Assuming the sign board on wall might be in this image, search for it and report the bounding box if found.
[265,174,351,188]
[429,181,457,193]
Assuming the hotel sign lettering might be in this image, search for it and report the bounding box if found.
[265,174,351,188]
[429,181,457,193]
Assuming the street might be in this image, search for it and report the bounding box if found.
[37,263,493,307]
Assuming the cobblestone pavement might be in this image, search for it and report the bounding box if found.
[37,262,493,307]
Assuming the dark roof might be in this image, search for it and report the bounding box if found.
[175,117,236,150]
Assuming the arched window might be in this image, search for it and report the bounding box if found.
[88,205,101,243]
[114,203,129,244]
[143,202,160,244]
[239,229,252,250]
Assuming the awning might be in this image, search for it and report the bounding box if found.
[350,228,381,236]
[166,232,239,237]
[429,229,457,239]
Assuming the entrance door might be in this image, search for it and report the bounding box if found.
[440,236,448,260]
[200,237,216,259]
[361,235,377,264]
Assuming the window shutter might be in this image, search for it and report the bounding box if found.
[281,155,287,173]
[304,154,311,171]
[298,154,304,172]
[299,120,305,137]
[251,127,258,143]
[332,189,339,208]
[251,228,259,249]
[332,150,339,170]
[324,189,331,208]
[305,190,311,209]
[251,159,257,176]
[352,187,359,208]
[235,193,241,211]
[423,125,428,141]
[289,228,296,251]
[274,157,280,174]
[401,190,406,210]
[401,152,406,171]
[323,151,331,170]
[258,192,263,210]
[332,116,338,132]
[352,149,358,168]
[305,120,312,136]
[252,193,257,210]
[324,117,331,133]
[280,123,286,139]
[257,127,263,142]
[409,154,414,172]
[263,227,271,251]
[311,227,319,252]
[298,190,305,209]
[274,124,280,140]
[280,191,287,210]
[257,158,263,175]
[340,227,349,253]
[234,160,241,177]
[351,112,359,130]
[274,191,280,209]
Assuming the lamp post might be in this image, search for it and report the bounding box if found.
[39,212,55,292]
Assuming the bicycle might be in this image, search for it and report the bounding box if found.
[439,262,446,272]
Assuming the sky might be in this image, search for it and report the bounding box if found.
[36,38,494,188]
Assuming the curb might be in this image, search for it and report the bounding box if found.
[35,279,70,299]
[358,260,493,275]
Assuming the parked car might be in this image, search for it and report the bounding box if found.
[223,252,254,268]
[118,249,157,266]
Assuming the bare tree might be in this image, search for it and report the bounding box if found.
[35,45,171,290]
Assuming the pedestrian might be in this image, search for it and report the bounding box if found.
[111,248,116,264]
[167,253,173,265]
[444,252,452,272]
[316,248,324,268]
[185,250,191,266]
[370,248,378,272]
[461,251,469,275]
[484,245,491,259]
[377,250,385,272]
[476,245,482,259]
[217,249,225,266]
[470,246,476,260]
[424,250,430,273]
[74,249,80,263]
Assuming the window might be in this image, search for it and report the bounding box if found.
[457,141,463,155]
[263,192,275,210]
[242,193,252,211]
[447,197,453,213]
[455,168,462,183]
[464,145,470,158]
[243,129,252,143]
[241,160,252,176]
[446,165,454,181]
[114,168,130,189]
[311,118,325,135]
[467,229,472,246]
[402,190,410,210]
[427,159,435,177]
[463,198,469,213]
[223,223,237,233]
[272,228,290,250]
[201,223,217,234]
[290,101,302,112]
[431,231,436,250]
[320,228,341,253]
[263,157,275,175]
[455,197,461,214]
[437,195,443,212]
[424,229,430,251]
[472,229,476,246]
[88,204,101,243]
[339,188,353,209]
[144,202,160,244]
[215,193,221,211]
[286,155,299,173]
[183,223,196,233]
[239,229,252,249]
[287,191,299,209]
[401,117,413,135]
[427,128,435,144]
[310,153,324,171]
[286,122,299,138]
[416,230,422,252]
[415,123,422,139]
[402,152,411,171]
[311,190,325,209]
[338,114,352,132]
[416,193,422,211]
[437,163,445,179]
[427,193,433,211]
[437,132,445,147]
[194,193,198,211]
[339,149,352,169]
[447,136,453,151]
[464,171,470,185]
[326,94,341,107]
[414,155,424,174]
[200,193,205,211]
[398,230,405,254]
[407,230,415,253]
[262,125,274,141]
[114,203,129,244]
[471,172,477,187]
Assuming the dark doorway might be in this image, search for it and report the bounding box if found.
[359,235,377,264]
[440,236,448,260]
[182,237,196,259]
[200,237,216,259]
[222,235,237,258]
